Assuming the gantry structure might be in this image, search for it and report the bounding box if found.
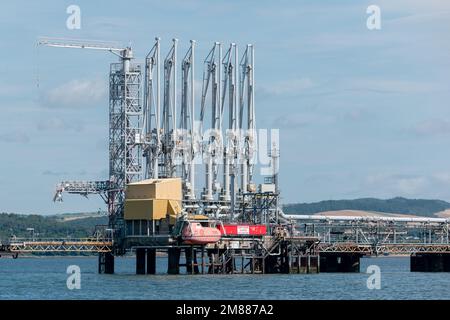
[38,37,275,249]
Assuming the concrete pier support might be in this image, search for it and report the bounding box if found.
[320,253,361,272]
[201,246,206,274]
[136,248,146,274]
[411,254,450,272]
[280,243,290,273]
[192,249,199,274]
[299,256,308,274]
[208,252,219,274]
[264,255,280,274]
[98,252,114,274]
[185,247,194,274]
[168,247,181,274]
[288,255,320,274]
[146,249,156,274]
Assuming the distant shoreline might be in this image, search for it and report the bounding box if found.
[5,253,409,259]
[7,252,169,258]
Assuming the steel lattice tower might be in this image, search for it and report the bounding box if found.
[108,57,143,235]
[38,39,143,242]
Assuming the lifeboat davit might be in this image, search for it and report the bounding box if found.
[181,222,221,245]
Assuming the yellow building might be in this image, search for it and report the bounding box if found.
[124,178,182,236]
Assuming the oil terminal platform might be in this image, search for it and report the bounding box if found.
[3,37,450,274]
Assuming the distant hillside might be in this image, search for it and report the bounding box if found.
[282,197,450,217]
[2,197,450,240]
[0,212,108,241]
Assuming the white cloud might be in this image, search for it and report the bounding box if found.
[432,172,450,184]
[40,78,107,109]
[412,119,450,136]
[42,170,68,176]
[273,115,309,129]
[362,172,450,199]
[378,0,450,13]
[365,173,429,196]
[0,83,28,97]
[272,112,335,129]
[342,108,371,121]
[37,117,84,132]
[343,78,443,94]
[0,132,30,144]
[388,10,450,25]
[259,77,315,97]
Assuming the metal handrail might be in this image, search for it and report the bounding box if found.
[7,237,112,245]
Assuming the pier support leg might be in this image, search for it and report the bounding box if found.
[308,256,319,273]
[411,253,450,272]
[193,248,199,274]
[146,249,156,274]
[208,253,214,274]
[209,252,219,274]
[136,248,146,275]
[264,255,277,274]
[168,248,181,275]
[288,248,293,273]
[299,256,308,273]
[201,246,205,274]
[251,257,255,274]
[320,253,361,273]
[185,247,193,274]
[105,252,114,274]
[98,252,114,274]
[279,242,291,273]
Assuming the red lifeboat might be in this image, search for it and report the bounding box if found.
[181,222,221,245]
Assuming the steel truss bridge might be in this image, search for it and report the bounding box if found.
[3,215,450,256]
[287,214,450,255]
[1,237,112,254]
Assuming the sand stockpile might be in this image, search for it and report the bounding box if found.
[313,210,420,218]
[435,209,450,218]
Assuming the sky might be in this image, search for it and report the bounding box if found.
[1,0,450,214]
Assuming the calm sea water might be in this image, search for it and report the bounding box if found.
[1,256,449,300]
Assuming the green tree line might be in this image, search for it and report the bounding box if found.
[282,197,450,216]
[0,213,108,241]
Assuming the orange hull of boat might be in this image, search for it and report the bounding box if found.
[182,222,221,244]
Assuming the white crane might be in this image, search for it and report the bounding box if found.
[41,36,261,226]
[38,37,133,70]
[180,40,196,200]
[143,38,162,180]
[161,39,178,178]
[220,43,238,203]
[200,42,222,201]
[239,44,256,194]
[38,37,143,232]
